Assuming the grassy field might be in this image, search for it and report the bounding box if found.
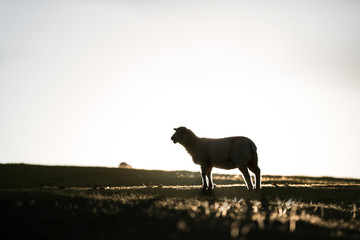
[1,164,359,239]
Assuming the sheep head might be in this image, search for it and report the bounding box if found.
[171,127,190,144]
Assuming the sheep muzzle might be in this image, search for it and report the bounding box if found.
[171,136,177,144]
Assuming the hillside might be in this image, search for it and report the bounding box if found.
[0,164,359,239]
[1,164,359,189]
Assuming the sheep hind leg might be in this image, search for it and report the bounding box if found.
[248,164,261,190]
[238,166,254,191]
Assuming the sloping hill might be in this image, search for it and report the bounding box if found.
[1,164,359,189]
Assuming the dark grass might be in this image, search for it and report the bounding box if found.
[1,164,360,239]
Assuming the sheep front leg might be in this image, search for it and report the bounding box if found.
[206,167,214,190]
[201,167,208,191]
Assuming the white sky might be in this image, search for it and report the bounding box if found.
[1,0,360,178]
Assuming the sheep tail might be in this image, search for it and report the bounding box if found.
[252,151,258,164]
[250,141,258,164]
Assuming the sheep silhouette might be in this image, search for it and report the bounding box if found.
[171,127,261,191]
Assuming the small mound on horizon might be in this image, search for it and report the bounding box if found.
[118,162,132,169]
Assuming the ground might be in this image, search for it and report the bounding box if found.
[0,164,359,239]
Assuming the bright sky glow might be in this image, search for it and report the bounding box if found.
[1,0,360,178]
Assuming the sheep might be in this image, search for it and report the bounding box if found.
[171,127,261,191]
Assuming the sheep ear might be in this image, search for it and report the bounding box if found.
[173,128,177,131]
